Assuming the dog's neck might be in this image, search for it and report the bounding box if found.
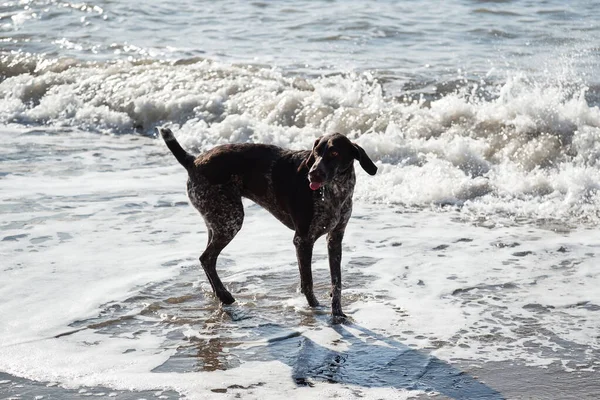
[322,166,355,200]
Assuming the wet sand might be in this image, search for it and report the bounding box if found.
[2,355,600,399]
[0,372,180,399]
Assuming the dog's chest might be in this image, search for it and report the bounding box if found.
[310,180,353,237]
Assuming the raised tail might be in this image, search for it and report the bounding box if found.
[158,127,196,170]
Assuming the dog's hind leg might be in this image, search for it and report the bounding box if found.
[191,182,244,305]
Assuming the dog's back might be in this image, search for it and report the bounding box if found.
[193,143,296,185]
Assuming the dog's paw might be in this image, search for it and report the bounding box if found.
[305,293,320,308]
[331,312,348,325]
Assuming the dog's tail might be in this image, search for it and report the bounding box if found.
[158,127,196,171]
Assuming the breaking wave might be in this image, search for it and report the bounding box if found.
[1,54,600,223]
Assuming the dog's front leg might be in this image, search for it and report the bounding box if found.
[327,227,347,318]
[293,234,319,307]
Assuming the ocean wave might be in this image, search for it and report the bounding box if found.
[1,55,599,223]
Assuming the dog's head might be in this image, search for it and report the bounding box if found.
[299,133,377,190]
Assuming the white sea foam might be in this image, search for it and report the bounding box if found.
[1,59,599,224]
[2,124,600,398]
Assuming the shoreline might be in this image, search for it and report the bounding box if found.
[3,359,599,399]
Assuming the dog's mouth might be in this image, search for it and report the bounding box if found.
[308,169,326,191]
[309,181,323,190]
[308,176,326,190]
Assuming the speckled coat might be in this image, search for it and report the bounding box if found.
[159,128,377,319]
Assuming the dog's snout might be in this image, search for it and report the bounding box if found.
[308,166,325,182]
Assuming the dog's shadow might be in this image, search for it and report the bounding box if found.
[239,318,504,399]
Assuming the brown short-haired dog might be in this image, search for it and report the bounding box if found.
[159,127,377,318]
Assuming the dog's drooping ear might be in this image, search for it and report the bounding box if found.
[298,138,320,172]
[353,143,378,175]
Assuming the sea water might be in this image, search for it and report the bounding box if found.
[1,1,599,399]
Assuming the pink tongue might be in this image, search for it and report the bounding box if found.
[309,182,322,191]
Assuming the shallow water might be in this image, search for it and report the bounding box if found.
[2,127,600,399]
[1,1,600,398]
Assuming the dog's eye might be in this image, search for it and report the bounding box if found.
[330,150,339,157]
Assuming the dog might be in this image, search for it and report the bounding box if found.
[158,127,377,318]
